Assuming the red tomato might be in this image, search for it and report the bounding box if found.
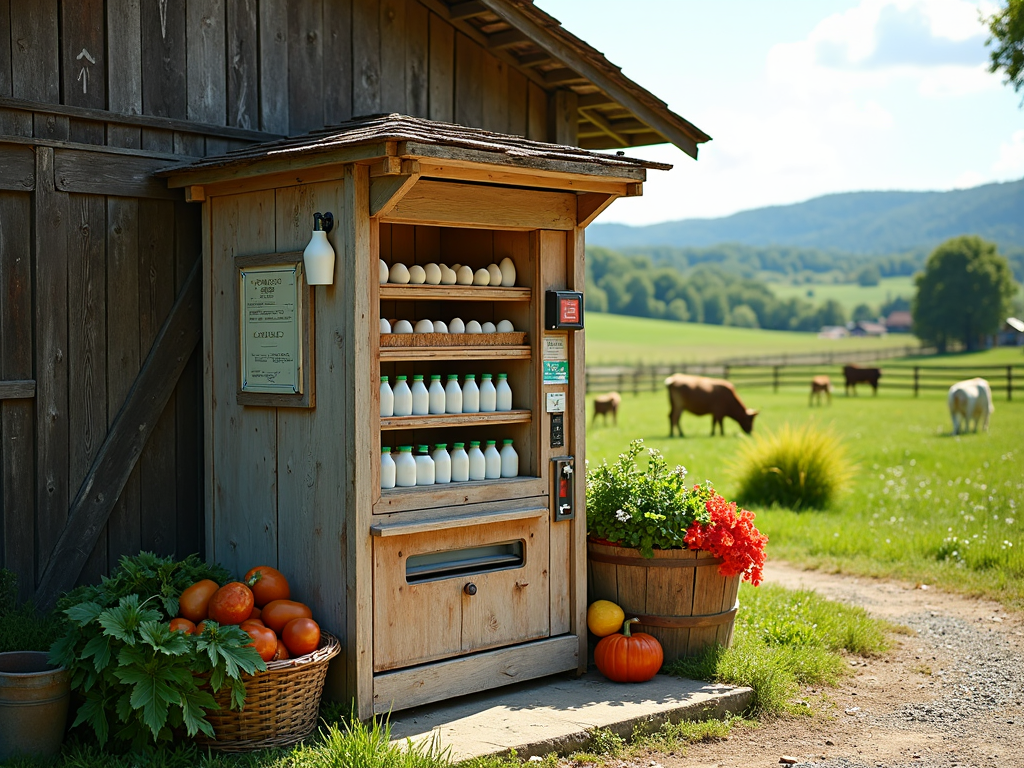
[244,566,291,608]
[239,619,265,631]
[282,618,320,657]
[273,640,290,662]
[196,621,208,635]
[261,600,313,634]
[243,624,279,662]
[178,579,219,623]
[207,582,255,626]
[169,618,196,635]
[248,606,262,621]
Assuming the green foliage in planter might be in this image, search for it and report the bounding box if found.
[48,552,266,751]
[0,568,67,653]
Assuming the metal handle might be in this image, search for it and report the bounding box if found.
[464,583,477,596]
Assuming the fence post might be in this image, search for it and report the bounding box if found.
[913,366,919,398]
[773,365,779,393]
[723,364,730,381]
[1008,366,1013,402]
[617,372,624,394]
[633,369,639,396]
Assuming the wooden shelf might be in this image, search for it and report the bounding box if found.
[373,476,547,515]
[381,409,531,430]
[379,346,531,361]
[379,285,531,301]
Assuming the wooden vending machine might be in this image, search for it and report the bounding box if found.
[164,115,665,718]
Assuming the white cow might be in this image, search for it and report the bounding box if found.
[948,378,994,435]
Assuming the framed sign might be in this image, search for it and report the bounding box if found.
[235,252,315,408]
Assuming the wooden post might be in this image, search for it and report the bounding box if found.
[633,368,639,396]
[1008,366,1013,401]
[772,365,779,393]
[913,366,919,398]
[723,365,730,381]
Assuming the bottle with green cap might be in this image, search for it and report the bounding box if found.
[445,374,462,414]
[500,439,518,478]
[467,440,486,480]
[496,373,512,411]
[483,439,501,479]
[411,374,429,415]
[428,374,446,414]
[394,445,416,486]
[432,443,451,484]
[414,444,435,485]
[393,375,412,416]
[450,442,469,482]
[479,373,496,412]
[462,374,480,413]
[380,374,394,417]
[380,446,396,489]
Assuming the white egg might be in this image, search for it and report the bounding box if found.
[487,263,502,285]
[380,318,392,333]
[498,257,516,287]
[433,320,448,334]
[456,265,474,285]
[465,320,482,334]
[473,268,490,286]
[481,321,496,334]
[414,319,434,333]
[440,266,457,285]
[496,319,515,333]
[393,319,413,334]
[424,263,442,285]
[408,265,426,284]
[448,317,466,333]
[451,264,461,272]
[438,263,448,270]
[389,263,410,284]
[379,259,389,284]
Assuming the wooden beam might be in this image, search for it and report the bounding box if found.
[0,380,35,400]
[184,185,205,203]
[34,261,202,612]
[579,108,629,148]
[54,148,183,200]
[0,145,35,191]
[516,51,554,67]
[415,160,630,194]
[370,172,420,217]
[449,1,489,20]
[542,67,584,86]
[487,28,530,49]
[577,92,616,109]
[577,193,620,228]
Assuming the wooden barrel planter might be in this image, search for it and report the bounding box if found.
[587,540,740,662]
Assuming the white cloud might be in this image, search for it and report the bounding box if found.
[993,130,1024,175]
[953,170,985,187]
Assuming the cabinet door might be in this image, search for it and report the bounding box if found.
[373,515,550,672]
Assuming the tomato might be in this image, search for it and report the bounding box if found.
[240,619,265,631]
[207,582,255,626]
[273,640,290,661]
[178,579,220,623]
[196,621,208,635]
[169,618,196,635]
[243,624,279,662]
[261,599,313,634]
[244,566,291,608]
[248,606,262,621]
[282,618,320,657]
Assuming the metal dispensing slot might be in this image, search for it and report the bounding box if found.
[405,541,524,583]
[552,456,575,521]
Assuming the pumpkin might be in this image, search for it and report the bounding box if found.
[593,618,664,683]
[587,600,625,637]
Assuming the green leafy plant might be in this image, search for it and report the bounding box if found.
[48,552,265,751]
[0,568,67,653]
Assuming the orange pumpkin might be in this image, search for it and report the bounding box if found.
[593,618,663,683]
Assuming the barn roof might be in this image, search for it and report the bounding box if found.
[429,0,711,158]
[161,113,672,183]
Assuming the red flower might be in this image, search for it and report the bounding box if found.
[684,492,768,586]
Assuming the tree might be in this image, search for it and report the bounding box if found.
[986,0,1024,100]
[912,236,1018,352]
[852,303,875,323]
[856,265,881,286]
[730,304,759,328]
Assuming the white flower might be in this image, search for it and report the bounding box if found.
[615,509,631,522]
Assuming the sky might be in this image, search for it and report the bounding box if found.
[539,0,1024,225]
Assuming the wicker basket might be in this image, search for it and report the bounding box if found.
[380,331,527,347]
[195,631,340,752]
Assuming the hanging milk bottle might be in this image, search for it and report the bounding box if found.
[431,444,451,484]
[462,374,480,413]
[414,445,435,486]
[500,439,519,478]
[392,376,412,416]
[380,375,394,417]
[450,442,470,482]
[411,375,429,415]
[479,374,496,412]
[444,374,463,414]
[428,375,446,414]
[380,447,396,489]
[495,373,512,411]
[394,446,416,487]
[483,440,501,479]
[467,440,486,480]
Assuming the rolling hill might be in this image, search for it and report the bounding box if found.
[589,177,1024,254]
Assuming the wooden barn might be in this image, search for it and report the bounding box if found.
[0,0,708,708]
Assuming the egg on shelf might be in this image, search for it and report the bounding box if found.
[498,257,516,286]
[380,318,392,333]
[481,321,496,333]
[379,259,389,284]
[433,320,449,334]
[451,263,461,272]
[408,265,426,284]
[486,263,502,285]
[389,262,410,284]
[496,319,515,333]
[393,319,413,334]
[472,268,490,286]
[424,263,442,285]
[465,320,482,333]
[440,266,457,285]
[414,319,434,333]
[456,265,474,285]
[448,317,466,333]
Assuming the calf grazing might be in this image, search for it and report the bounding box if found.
[809,375,832,406]
[948,378,994,435]
[843,364,882,395]
[592,392,621,426]
[665,374,758,437]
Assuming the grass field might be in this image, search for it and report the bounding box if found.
[767,276,915,310]
[585,365,1024,608]
[585,313,920,366]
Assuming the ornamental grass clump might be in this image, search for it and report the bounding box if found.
[732,422,854,510]
[587,439,767,585]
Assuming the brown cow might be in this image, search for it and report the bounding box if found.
[592,392,621,426]
[809,375,832,406]
[843,364,882,396]
[665,374,758,437]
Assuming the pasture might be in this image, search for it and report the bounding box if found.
[585,375,1024,608]
[767,275,915,310]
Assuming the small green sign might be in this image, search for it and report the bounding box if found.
[543,360,569,385]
